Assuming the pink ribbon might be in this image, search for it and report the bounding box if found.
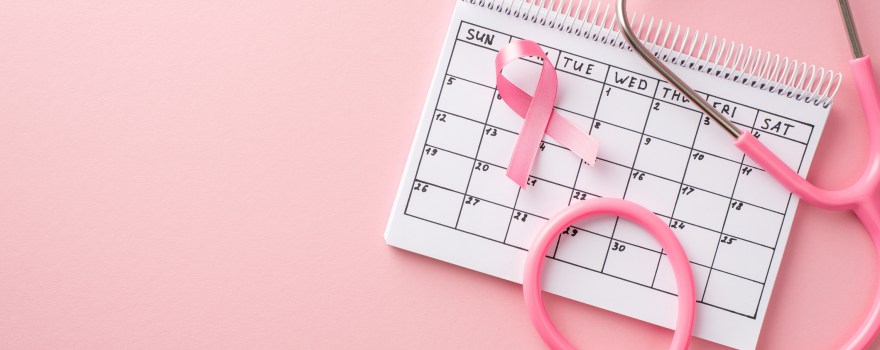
[495,40,599,188]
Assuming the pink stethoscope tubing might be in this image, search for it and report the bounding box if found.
[735,56,880,349]
[521,56,880,350]
[615,0,880,344]
[523,198,696,350]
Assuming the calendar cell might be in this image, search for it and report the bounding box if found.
[570,214,616,238]
[496,58,542,100]
[693,118,747,162]
[754,111,812,144]
[513,42,560,67]
[426,112,485,158]
[556,72,603,117]
[456,22,511,51]
[682,150,740,196]
[569,188,597,202]
[713,237,773,282]
[603,240,662,286]
[406,181,465,228]
[724,202,784,248]
[613,218,662,252]
[595,86,652,132]
[448,38,504,87]
[656,83,700,110]
[706,96,758,128]
[633,135,691,181]
[623,172,679,217]
[606,67,658,98]
[530,142,581,187]
[487,93,524,132]
[457,196,514,242]
[437,75,494,123]
[733,166,790,213]
[557,52,608,83]
[670,223,720,267]
[574,160,631,199]
[703,270,763,316]
[500,37,560,65]
[643,101,701,146]
[506,211,556,252]
[466,161,519,207]
[743,131,807,171]
[515,178,572,219]
[673,186,730,232]
[554,108,593,134]
[555,230,612,271]
[589,121,641,166]
[416,147,475,193]
[653,257,710,301]
[476,125,517,168]
[568,191,615,238]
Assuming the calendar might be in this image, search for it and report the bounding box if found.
[384,1,834,349]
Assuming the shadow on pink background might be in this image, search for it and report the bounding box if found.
[0,1,879,349]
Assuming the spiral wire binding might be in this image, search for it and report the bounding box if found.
[468,0,842,107]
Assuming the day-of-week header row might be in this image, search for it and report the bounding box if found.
[457,23,513,51]
[456,22,813,142]
[457,24,648,89]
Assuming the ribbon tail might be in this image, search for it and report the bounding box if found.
[545,112,599,166]
[507,112,598,188]
[507,100,553,188]
[506,154,532,188]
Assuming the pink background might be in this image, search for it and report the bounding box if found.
[1,0,879,349]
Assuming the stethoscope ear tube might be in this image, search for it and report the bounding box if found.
[615,0,742,138]
[837,0,864,59]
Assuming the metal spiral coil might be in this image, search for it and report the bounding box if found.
[467,0,842,107]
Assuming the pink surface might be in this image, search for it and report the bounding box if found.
[0,1,878,349]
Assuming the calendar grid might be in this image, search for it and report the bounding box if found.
[440,73,801,170]
[751,125,815,309]
[452,34,513,230]
[441,71,811,147]
[412,163,776,262]
[552,156,585,259]
[651,98,706,288]
[552,66,611,258]
[599,79,661,274]
[407,187,770,287]
[414,121,789,263]
[420,127,787,248]
[404,21,816,319]
[755,195,794,307]
[432,103,790,218]
[702,110,759,301]
[400,209,766,319]
[547,41,583,261]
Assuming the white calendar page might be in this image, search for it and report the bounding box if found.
[385,2,830,349]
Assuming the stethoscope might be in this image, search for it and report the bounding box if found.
[521,0,880,348]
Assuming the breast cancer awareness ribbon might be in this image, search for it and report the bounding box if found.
[496,40,599,188]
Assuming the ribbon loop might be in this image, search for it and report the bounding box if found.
[495,40,599,188]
